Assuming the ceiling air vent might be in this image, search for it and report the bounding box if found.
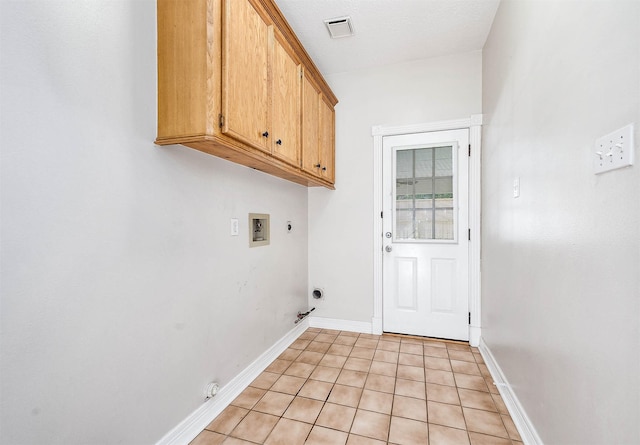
[324,16,354,39]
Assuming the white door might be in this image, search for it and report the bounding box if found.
[382,129,469,341]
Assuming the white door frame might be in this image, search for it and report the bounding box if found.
[372,115,482,346]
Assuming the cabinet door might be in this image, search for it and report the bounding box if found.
[301,72,321,176]
[222,0,270,152]
[319,95,335,183]
[271,31,301,167]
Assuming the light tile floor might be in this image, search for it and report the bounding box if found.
[191,328,523,445]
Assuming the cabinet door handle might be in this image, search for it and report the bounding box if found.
[314,163,321,168]
[262,131,269,138]
[322,166,327,171]
[276,139,282,145]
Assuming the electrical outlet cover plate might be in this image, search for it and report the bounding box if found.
[594,124,634,174]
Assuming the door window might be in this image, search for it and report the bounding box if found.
[394,145,455,241]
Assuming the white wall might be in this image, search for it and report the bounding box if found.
[309,53,482,323]
[482,1,640,443]
[0,1,308,443]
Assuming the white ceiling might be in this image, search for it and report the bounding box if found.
[274,0,501,76]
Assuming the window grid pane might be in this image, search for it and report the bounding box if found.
[395,146,454,241]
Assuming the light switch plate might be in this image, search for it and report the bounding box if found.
[513,177,520,198]
[230,218,239,236]
[594,124,634,174]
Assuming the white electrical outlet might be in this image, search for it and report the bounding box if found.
[230,218,239,236]
[513,177,520,198]
[594,124,634,174]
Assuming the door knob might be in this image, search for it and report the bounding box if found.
[385,232,392,238]
[385,245,392,252]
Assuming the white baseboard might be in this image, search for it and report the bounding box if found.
[156,319,310,445]
[479,338,544,445]
[308,316,372,334]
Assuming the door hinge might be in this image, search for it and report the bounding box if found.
[468,229,471,241]
[468,144,471,156]
[219,114,225,128]
[469,312,471,325]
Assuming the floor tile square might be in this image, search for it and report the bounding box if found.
[205,406,248,435]
[394,378,426,399]
[424,345,449,358]
[399,342,423,355]
[392,394,427,422]
[424,356,452,371]
[446,342,471,351]
[377,340,400,352]
[448,349,475,362]
[454,373,488,392]
[229,411,279,443]
[298,331,318,341]
[458,388,497,412]
[350,409,390,441]
[451,359,481,375]
[306,341,331,354]
[334,335,358,346]
[315,333,339,343]
[343,357,372,372]
[423,340,447,349]
[491,393,509,415]
[346,434,386,445]
[364,373,396,393]
[468,432,512,445]
[284,361,316,379]
[354,338,379,349]
[388,416,428,445]
[309,365,341,383]
[463,407,509,438]
[398,352,423,367]
[278,348,303,361]
[358,389,393,414]
[230,387,266,410]
[298,379,333,401]
[429,423,471,445]
[315,402,356,432]
[221,437,256,445]
[397,364,425,382]
[264,418,312,445]
[373,349,399,363]
[296,350,325,365]
[270,375,306,395]
[190,430,226,445]
[369,360,397,377]
[427,401,466,430]
[319,353,347,368]
[265,359,291,374]
[289,339,311,350]
[305,425,348,445]
[327,343,353,356]
[425,369,455,386]
[282,397,324,423]
[327,384,363,407]
[336,369,368,388]
[427,383,460,405]
[349,347,375,360]
[253,391,294,416]
[250,371,281,390]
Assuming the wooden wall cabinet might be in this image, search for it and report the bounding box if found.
[156,0,337,189]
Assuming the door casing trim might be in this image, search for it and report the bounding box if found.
[372,115,482,346]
